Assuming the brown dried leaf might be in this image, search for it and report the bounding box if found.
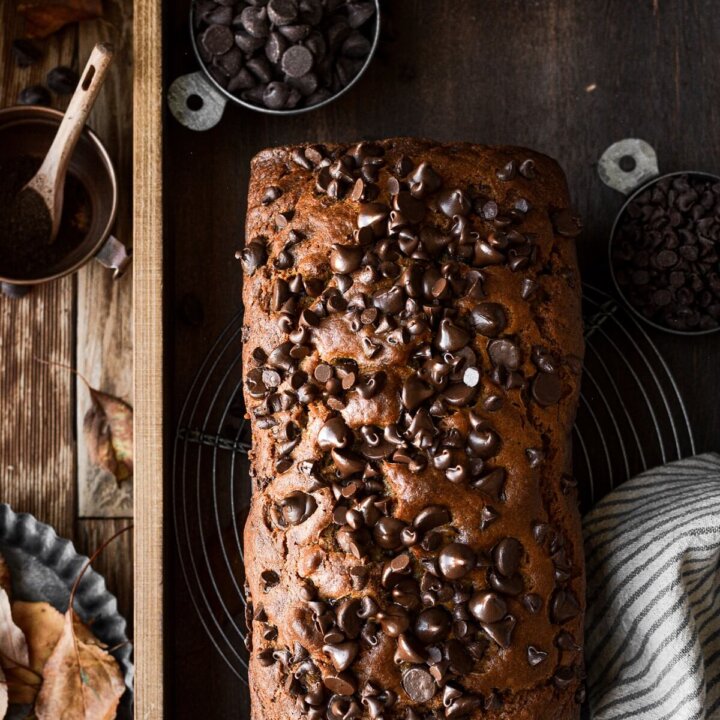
[83,388,134,484]
[0,590,29,671]
[4,601,67,704]
[18,0,104,39]
[0,666,7,720]
[34,610,124,720]
[6,600,104,705]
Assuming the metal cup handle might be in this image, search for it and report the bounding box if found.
[95,234,132,279]
[167,71,227,131]
[598,139,660,195]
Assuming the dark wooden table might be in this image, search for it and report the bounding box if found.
[164,1,720,715]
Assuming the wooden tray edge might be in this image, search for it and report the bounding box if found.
[133,0,164,716]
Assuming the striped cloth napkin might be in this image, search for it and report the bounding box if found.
[584,453,720,720]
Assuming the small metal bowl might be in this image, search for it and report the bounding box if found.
[0,106,130,294]
[599,139,720,336]
[168,0,381,131]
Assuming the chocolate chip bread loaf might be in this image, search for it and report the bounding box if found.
[240,138,585,720]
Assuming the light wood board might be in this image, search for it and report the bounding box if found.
[133,0,164,715]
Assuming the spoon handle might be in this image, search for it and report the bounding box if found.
[38,43,114,236]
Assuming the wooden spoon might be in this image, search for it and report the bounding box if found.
[23,42,114,244]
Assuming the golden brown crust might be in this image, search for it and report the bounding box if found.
[241,138,584,720]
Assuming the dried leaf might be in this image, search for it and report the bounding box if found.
[18,0,104,39]
[0,589,29,670]
[83,388,134,484]
[0,667,7,720]
[34,610,124,720]
[5,601,102,705]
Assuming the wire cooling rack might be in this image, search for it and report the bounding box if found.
[172,283,696,682]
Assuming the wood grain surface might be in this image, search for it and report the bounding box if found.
[164,0,720,717]
[77,0,135,519]
[0,0,134,680]
[133,0,164,716]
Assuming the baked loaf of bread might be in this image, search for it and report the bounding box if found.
[241,138,585,720]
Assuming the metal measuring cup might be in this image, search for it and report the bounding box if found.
[167,0,381,131]
[599,138,720,336]
[0,106,131,297]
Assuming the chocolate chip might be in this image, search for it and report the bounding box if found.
[281,44,314,78]
[240,5,270,37]
[346,1,376,28]
[396,633,427,664]
[413,505,451,532]
[527,645,548,666]
[318,416,352,450]
[436,318,470,352]
[408,162,442,198]
[437,188,471,217]
[532,371,563,406]
[525,447,544,468]
[314,363,334,383]
[263,81,291,108]
[46,66,79,94]
[487,338,520,369]
[330,243,364,274]
[461,366,480,388]
[373,517,406,550]
[481,615,516,648]
[323,670,358,695]
[496,160,517,181]
[493,537,523,577]
[401,374,434,411]
[342,31,371,58]
[469,591,507,624]
[414,607,451,643]
[550,588,581,624]
[467,427,500,459]
[239,241,268,275]
[523,593,543,614]
[471,467,506,500]
[202,24,235,55]
[438,542,475,579]
[470,302,507,337]
[521,278,538,299]
[17,84,51,106]
[280,491,317,525]
[402,667,435,703]
[519,159,536,179]
[267,0,298,25]
[323,641,359,672]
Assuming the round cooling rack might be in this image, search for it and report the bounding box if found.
[172,283,696,681]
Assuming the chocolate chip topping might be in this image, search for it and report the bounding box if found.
[493,537,523,577]
[469,591,507,624]
[470,302,508,337]
[402,667,436,703]
[532,370,563,406]
[414,607,451,643]
[438,542,475,580]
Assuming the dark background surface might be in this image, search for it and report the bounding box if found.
[164,1,720,716]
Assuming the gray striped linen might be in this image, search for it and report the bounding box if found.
[584,453,720,720]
